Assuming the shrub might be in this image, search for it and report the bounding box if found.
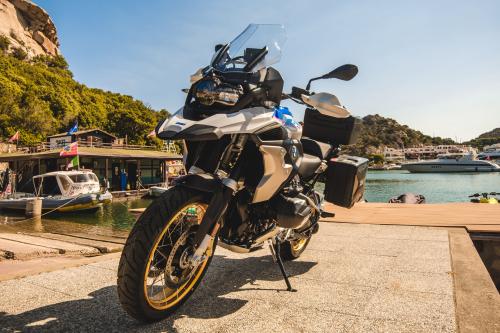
[11,47,27,60]
[0,35,10,51]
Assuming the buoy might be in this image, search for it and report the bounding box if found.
[26,197,42,217]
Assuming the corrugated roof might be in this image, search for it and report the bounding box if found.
[0,147,181,162]
[47,129,117,139]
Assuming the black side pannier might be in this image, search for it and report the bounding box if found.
[324,155,368,208]
[302,108,362,146]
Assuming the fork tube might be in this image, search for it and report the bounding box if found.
[192,135,248,248]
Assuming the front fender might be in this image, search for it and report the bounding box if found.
[172,174,222,193]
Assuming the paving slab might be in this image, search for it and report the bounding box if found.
[0,223,462,332]
[0,233,99,256]
[56,232,127,244]
[34,233,123,253]
[0,238,59,260]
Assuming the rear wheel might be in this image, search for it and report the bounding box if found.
[117,187,215,322]
[279,235,312,261]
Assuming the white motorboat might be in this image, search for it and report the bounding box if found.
[401,152,500,173]
[0,170,112,213]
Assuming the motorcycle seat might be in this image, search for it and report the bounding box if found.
[301,137,332,160]
[298,153,322,179]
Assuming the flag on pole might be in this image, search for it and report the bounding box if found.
[8,131,19,143]
[147,130,156,138]
[67,156,79,169]
[67,121,78,135]
[60,142,78,157]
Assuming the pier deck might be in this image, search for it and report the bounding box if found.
[324,202,500,234]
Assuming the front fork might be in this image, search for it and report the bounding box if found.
[189,134,247,266]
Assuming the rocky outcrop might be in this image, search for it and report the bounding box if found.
[0,0,59,57]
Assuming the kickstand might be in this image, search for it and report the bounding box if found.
[268,238,297,292]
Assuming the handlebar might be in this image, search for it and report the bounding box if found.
[290,86,310,99]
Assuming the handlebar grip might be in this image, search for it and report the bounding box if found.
[291,86,310,100]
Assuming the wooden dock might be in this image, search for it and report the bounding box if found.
[323,202,500,234]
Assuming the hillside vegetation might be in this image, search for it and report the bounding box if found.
[343,114,456,156]
[0,51,168,145]
[464,127,500,149]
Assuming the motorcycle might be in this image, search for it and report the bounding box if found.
[117,24,368,322]
[469,192,499,204]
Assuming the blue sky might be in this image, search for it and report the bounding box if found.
[35,0,500,141]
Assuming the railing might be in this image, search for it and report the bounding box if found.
[9,140,180,155]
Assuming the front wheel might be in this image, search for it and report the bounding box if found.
[117,187,215,322]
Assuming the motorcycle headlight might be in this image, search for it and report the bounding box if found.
[194,79,218,106]
[193,78,242,106]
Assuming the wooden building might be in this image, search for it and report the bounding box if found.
[0,129,183,193]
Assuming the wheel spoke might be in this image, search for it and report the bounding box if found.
[143,203,209,309]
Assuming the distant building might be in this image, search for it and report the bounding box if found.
[383,144,471,161]
[47,129,117,149]
[0,129,183,193]
[383,147,405,162]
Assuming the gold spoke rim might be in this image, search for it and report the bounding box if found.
[291,238,307,252]
[143,203,210,310]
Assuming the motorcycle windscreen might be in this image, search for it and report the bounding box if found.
[211,24,286,73]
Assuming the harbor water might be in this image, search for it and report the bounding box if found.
[1,171,499,232]
[364,170,500,203]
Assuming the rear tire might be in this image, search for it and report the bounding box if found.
[279,236,312,261]
[117,187,214,322]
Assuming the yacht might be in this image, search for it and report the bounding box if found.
[401,152,500,173]
[477,144,500,161]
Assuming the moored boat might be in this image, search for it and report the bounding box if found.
[401,152,500,173]
[0,170,111,213]
[477,143,500,161]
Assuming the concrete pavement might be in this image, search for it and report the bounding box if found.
[0,222,483,332]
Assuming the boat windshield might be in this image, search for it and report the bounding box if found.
[69,173,97,183]
[211,24,286,72]
[438,154,464,160]
[34,176,62,196]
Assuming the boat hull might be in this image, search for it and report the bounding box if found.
[402,162,500,173]
[43,195,101,212]
[0,193,108,213]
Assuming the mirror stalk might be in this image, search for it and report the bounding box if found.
[306,77,322,90]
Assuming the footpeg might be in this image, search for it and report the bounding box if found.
[320,211,335,218]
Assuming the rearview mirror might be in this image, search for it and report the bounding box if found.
[306,64,358,90]
[322,64,358,81]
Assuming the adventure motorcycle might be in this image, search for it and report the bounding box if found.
[117,24,368,322]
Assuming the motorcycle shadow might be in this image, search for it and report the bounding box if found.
[0,254,317,332]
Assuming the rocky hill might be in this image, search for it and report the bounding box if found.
[477,128,500,139]
[0,1,167,146]
[0,0,59,58]
[464,128,500,149]
[343,114,456,157]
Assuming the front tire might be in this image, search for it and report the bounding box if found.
[117,187,215,322]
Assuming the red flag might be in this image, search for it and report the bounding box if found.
[60,142,78,157]
[8,131,19,143]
